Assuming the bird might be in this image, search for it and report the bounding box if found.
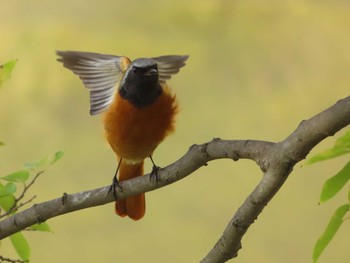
[56,50,189,220]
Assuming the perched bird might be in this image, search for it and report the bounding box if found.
[56,51,189,220]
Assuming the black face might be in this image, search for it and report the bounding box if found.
[119,58,162,108]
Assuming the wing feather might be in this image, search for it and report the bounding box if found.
[56,50,129,115]
[152,55,189,83]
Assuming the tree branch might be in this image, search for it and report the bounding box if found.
[0,96,349,263]
[0,171,43,219]
[201,96,350,262]
[0,139,272,239]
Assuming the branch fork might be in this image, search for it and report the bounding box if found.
[1,96,350,263]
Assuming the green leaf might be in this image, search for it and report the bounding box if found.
[0,141,4,147]
[320,162,350,203]
[29,222,52,232]
[6,182,17,194]
[24,155,49,170]
[24,150,64,170]
[1,170,30,182]
[0,182,16,211]
[313,204,349,263]
[0,60,17,88]
[9,232,31,261]
[0,182,17,197]
[50,150,64,164]
[334,130,350,148]
[306,148,350,164]
[306,130,350,164]
[0,184,7,197]
[0,195,15,211]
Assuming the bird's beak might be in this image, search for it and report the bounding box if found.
[144,68,158,76]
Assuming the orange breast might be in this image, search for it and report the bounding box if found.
[103,85,178,163]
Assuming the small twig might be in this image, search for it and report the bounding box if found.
[0,171,43,218]
[15,171,43,203]
[14,196,37,213]
[0,255,28,263]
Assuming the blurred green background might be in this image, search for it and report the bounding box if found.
[1,0,350,262]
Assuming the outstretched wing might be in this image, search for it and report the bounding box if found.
[57,51,130,115]
[152,55,189,83]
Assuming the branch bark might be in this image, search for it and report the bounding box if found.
[0,139,272,239]
[201,96,350,262]
[0,96,349,262]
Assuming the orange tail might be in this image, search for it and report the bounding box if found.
[115,160,145,220]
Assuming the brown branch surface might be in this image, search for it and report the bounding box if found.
[0,96,349,262]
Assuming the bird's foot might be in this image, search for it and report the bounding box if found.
[149,156,161,183]
[150,164,161,183]
[108,175,123,200]
[108,158,123,200]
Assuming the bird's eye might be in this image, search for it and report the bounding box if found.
[132,66,138,73]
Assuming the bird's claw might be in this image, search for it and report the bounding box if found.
[150,165,160,183]
[108,175,122,200]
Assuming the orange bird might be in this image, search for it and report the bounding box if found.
[56,51,188,220]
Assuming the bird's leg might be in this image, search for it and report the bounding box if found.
[149,156,160,183]
[108,157,123,200]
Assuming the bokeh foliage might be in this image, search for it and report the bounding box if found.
[1,1,350,262]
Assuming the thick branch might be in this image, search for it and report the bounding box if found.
[0,140,272,239]
[0,96,349,263]
[201,96,350,262]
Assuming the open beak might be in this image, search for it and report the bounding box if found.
[144,68,158,77]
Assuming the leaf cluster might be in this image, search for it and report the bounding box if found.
[0,150,64,262]
[306,130,350,263]
[1,60,63,262]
